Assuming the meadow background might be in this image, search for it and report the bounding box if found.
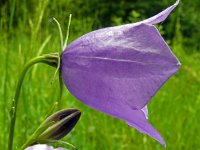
[0,0,200,149]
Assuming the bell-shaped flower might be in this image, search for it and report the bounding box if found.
[61,0,180,146]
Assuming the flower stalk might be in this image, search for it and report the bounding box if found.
[8,53,59,150]
[8,16,73,150]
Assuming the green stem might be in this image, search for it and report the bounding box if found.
[58,71,64,109]
[9,0,16,31]
[8,53,59,150]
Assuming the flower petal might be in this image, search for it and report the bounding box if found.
[135,0,179,25]
[25,144,54,150]
[61,23,180,144]
[127,111,166,147]
[62,24,180,110]
[61,1,180,145]
[25,144,67,150]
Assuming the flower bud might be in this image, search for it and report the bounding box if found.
[38,108,81,140]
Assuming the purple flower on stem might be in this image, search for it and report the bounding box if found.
[61,0,180,146]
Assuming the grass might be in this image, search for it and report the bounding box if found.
[1,1,200,150]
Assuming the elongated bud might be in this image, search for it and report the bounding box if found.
[20,108,81,149]
[38,108,81,140]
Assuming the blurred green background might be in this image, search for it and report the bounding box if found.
[1,0,200,149]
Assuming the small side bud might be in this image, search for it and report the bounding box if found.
[21,108,81,149]
[38,108,81,140]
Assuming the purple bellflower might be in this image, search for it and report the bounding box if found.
[61,0,180,146]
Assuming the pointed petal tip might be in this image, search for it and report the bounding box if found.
[140,0,179,25]
[126,109,166,147]
[127,120,166,146]
[155,132,166,147]
[163,143,167,148]
[175,0,180,5]
[171,0,180,11]
[159,137,166,148]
